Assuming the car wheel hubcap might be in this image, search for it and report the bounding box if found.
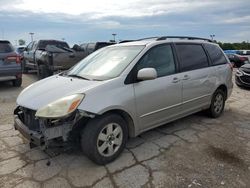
[214,93,223,114]
[97,123,123,157]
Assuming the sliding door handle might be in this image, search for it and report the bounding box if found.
[183,75,190,80]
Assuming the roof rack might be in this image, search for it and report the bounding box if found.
[119,37,159,43]
[119,36,213,44]
[137,37,159,41]
[156,36,213,42]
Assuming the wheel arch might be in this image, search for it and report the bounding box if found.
[216,84,228,99]
[101,109,136,138]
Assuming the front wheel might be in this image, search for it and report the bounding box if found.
[37,65,52,79]
[81,114,128,165]
[208,89,225,118]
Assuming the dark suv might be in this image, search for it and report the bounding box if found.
[0,40,22,86]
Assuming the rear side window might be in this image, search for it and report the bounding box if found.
[176,44,208,72]
[0,42,14,53]
[96,43,112,50]
[136,44,176,77]
[204,44,227,65]
[38,41,69,50]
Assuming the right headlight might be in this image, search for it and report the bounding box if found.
[35,94,85,118]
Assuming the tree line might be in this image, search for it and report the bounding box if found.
[217,41,250,50]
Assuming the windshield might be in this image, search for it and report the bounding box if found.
[66,45,145,80]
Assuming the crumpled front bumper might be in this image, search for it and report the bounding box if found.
[14,115,45,148]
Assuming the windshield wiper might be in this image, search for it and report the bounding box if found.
[67,74,90,80]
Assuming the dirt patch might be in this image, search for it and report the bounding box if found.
[207,145,248,170]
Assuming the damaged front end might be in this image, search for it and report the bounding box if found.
[13,106,92,149]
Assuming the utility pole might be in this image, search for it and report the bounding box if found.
[112,33,117,42]
[29,32,34,42]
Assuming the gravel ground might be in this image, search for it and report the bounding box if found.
[0,72,249,188]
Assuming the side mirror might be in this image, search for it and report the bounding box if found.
[137,68,157,81]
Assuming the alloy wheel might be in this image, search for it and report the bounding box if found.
[97,123,123,157]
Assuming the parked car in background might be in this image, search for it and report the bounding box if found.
[235,63,250,88]
[0,40,22,86]
[226,53,249,67]
[22,40,87,79]
[237,50,250,61]
[14,36,233,164]
[15,45,26,55]
[80,42,115,55]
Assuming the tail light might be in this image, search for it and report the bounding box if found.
[239,56,247,61]
[16,55,21,64]
[5,55,21,64]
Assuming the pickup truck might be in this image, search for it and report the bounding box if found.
[80,42,115,55]
[22,40,87,79]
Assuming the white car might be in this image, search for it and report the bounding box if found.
[14,36,233,164]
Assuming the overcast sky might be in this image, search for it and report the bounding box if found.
[0,0,250,46]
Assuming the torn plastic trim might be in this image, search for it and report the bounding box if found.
[78,109,96,118]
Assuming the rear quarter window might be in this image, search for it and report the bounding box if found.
[204,44,227,65]
[176,44,209,72]
[0,42,14,53]
[38,41,69,50]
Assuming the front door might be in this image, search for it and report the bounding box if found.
[133,44,182,131]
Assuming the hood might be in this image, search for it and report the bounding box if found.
[240,63,250,74]
[17,75,103,110]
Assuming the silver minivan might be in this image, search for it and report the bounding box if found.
[14,36,233,164]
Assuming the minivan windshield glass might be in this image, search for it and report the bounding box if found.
[67,45,145,80]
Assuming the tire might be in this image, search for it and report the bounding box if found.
[81,114,128,165]
[37,65,52,79]
[207,89,225,118]
[12,78,22,87]
[21,60,28,73]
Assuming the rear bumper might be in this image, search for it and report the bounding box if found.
[0,68,22,81]
[14,115,45,148]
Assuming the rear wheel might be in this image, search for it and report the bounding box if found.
[81,114,128,165]
[12,78,22,87]
[208,89,225,118]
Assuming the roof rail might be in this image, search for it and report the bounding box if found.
[137,37,159,41]
[156,36,213,42]
[119,37,159,43]
[119,40,136,43]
